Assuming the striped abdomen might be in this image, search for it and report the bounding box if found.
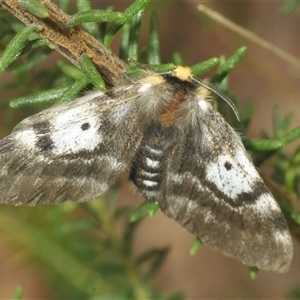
[130,135,167,200]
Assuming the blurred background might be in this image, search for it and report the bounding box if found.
[0,1,300,299]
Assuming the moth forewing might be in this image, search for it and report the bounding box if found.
[0,89,144,205]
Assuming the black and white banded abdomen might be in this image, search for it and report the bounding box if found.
[129,125,172,200]
[130,143,165,200]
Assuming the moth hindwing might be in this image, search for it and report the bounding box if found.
[0,66,293,273]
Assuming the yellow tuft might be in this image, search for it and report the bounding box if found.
[140,75,164,85]
[171,66,192,81]
[197,85,210,99]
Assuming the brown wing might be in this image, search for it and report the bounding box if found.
[160,100,292,272]
[0,90,143,205]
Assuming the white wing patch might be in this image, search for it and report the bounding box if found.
[51,108,102,154]
[205,154,259,199]
[15,129,37,150]
[252,193,282,214]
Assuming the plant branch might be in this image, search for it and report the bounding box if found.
[0,0,127,87]
[198,4,300,70]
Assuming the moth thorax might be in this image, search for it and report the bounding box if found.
[159,91,187,126]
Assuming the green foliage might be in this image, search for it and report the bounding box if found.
[11,286,24,300]
[279,0,300,15]
[191,58,219,77]
[67,0,150,49]
[0,25,42,76]
[0,195,173,299]
[79,54,106,90]
[147,12,160,65]
[130,200,159,222]
[211,46,247,84]
[189,238,203,256]
[55,77,91,105]
[10,87,69,108]
[19,0,49,18]
[287,286,300,299]
[249,267,259,280]
[211,47,246,126]
[74,0,108,40]
[0,0,149,108]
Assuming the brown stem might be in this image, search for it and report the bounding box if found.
[0,0,127,87]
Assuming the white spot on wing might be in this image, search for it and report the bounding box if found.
[15,129,37,150]
[235,149,258,178]
[205,154,259,199]
[252,193,281,214]
[273,229,292,249]
[51,107,102,154]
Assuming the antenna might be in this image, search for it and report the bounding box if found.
[194,78,241,121]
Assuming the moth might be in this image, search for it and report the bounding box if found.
[0,66,293,272]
